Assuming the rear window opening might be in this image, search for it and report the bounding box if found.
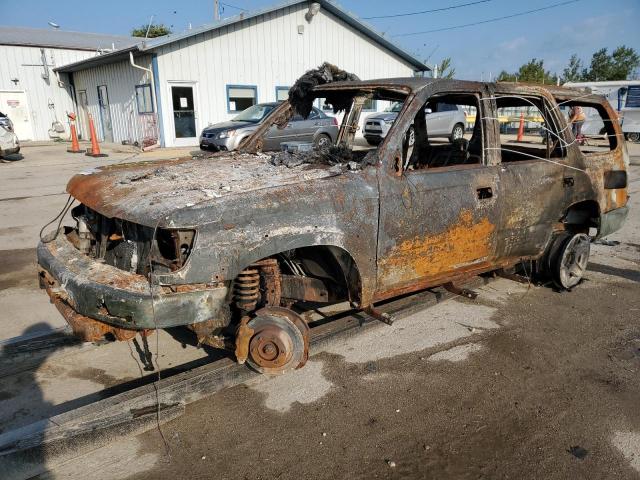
[555,99,619,154]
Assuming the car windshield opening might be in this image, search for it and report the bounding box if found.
[233,104,275,123]
[241,86,408,164]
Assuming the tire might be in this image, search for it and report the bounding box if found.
[449,123,464,143]
[627,132,640,143]
[314,133,332,149]
[547,232,591,290]
[365,137,382,146]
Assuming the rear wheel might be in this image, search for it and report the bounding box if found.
[449,123,464,143]
[547,233,591,290]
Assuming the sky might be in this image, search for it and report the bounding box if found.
[1,0,639,80]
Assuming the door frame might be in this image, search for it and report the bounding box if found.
[167,81,199,147]
[97,85,113,142]
[0,89,35,141]
[77,90,89,140]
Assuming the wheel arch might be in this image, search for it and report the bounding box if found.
[239,243,364,306]
[562,199,601,234]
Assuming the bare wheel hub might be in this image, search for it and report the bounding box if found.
[250,326,293,368]
[245,307,309,375]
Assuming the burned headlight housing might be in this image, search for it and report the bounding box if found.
[69,204,196,275]
[151,228,196,273]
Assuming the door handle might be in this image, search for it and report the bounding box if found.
[477,187,493,200]
[563,177,574,187]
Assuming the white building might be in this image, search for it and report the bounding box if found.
[55,0,428,148]
[0,27,137,141]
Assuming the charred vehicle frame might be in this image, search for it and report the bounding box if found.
[37,71,629,375]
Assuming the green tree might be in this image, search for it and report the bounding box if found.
[610,46,640,80]
[517,58,557,84]
[496,70,516,82]
[581,46,639,81]
[497,59,557,84]
[562,54,584,82]
[131,23,171,38]
[583,48,613,81]
[437,57,456,79]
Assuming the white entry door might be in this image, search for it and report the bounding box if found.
[0,90,34,141]
[169,82,198,146]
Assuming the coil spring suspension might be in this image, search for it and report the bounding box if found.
[234,267,261,311]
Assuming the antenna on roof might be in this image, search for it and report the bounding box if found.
[145,15,155,40]
[48,21,60,29]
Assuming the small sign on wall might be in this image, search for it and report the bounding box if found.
[229,101,236,111]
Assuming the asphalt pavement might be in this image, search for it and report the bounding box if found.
[0,140,638,479]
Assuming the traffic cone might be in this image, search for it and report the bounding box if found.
[517,112,525,142]
[67,112,82,153]
[85,114,107,158]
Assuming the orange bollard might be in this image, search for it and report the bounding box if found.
[67,112,82,153]
[85,114,107,158]
[517,112,525,142]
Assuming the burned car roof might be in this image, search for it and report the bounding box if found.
[313,77,605,101]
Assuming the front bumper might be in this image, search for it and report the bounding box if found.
[200,135,236,151]
[0,146,20,156]
[37,232,229,334]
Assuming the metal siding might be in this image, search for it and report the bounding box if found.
[154,4,415,146]
[72,55,153,144]
[0,45,94,140]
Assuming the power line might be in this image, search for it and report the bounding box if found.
[220,1,248,12]
[362,0,493,20]
[393,0,580,37]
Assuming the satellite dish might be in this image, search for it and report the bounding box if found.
[48,22,60,29]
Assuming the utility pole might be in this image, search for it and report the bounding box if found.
[214,0,220,20]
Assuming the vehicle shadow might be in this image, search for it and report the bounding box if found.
[588,262,640,283]
[1,153,24,162]
[0,322,59,479]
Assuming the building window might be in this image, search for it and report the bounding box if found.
[227,85,257,112]
[135,84,154,114]
[275,86,289,102]
[363,98,377,111]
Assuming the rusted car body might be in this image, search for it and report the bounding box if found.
[37,77,629,374]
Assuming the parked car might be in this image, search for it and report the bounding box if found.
[363,101,466,145]
[200,102,338,151]
[0,124,19,158]
[37,76,628,377]
[0,111,14,132]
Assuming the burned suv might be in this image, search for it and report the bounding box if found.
[37,69,629,375]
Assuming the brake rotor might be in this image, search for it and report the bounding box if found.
[246,307,309,375]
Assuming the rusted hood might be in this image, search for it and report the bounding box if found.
[67,153,343,226]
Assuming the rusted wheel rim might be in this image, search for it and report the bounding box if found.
[246,307,308,375]
[558,233,590,289]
